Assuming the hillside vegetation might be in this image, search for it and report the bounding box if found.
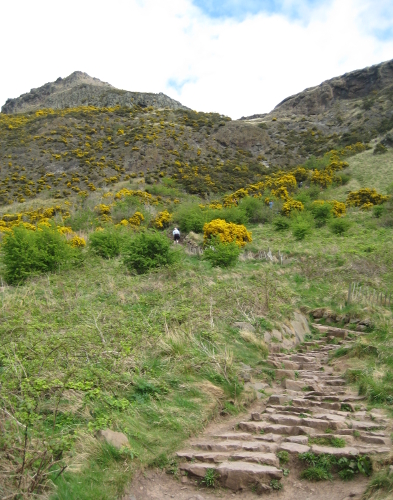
[1,60,393,499]
[0,132,393,499]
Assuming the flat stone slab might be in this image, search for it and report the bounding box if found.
[180,462,216,478]
[191,440,242,451]
[217,462,282,491]
[279,442,310,454]
[284,379,307,391]
[284,435,309,445]
[230,452,279,467]
[194,452,230,463]
[350,421,385,431]
[311,445,359,457]
[214,433,252,440]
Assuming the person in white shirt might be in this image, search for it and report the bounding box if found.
[173,227,180,244]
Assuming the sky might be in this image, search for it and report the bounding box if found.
[1,0,393,119]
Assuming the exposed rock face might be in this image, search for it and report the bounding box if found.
[273,59,393,116]
[1,71,188,114]
[240,58,393,164]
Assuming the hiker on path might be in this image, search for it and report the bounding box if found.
[173,227,180,244]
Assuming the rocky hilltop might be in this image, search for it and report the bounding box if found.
[272,59,393,117]
[1,71,188,114]
[240,58,393,165]
[0,60,393,204]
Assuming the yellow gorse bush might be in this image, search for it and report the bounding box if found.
[129,211,145,226]
[0,206,70,233]
[331,200,346,217]
[346,188,389,208]
[311,199,346,217]
[153,210,172,229]
[69,235,86,247]
[203,219,252,247]
[95,204,111,215]
[282,199,304,216]
[114,188,159,205]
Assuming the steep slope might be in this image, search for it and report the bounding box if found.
[1,71,187,114]
[241,59,393,164]
[0,60,393,206]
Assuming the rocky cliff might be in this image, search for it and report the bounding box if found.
[1,71,188,114]
[240,59,393,164]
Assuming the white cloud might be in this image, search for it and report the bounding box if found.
[0,0,392,118]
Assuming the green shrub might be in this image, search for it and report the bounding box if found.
[203,237,240,268]
[374,143,388,155]
[1,225,78,284]
[311,203,333,227]
[123,231,176,274]
[292,214,313,240]
[336,172,351,185]
[329,218,351,235]
[174,204,247,234]
[373,205,385,218]
[303,155,330,171]
[273,217,290,231]
[66,208,98,231]
[89,228,125,259]
[174,203,207,233]
[239,197,273,223]
[216,206,248,225]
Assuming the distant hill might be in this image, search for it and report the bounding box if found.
[1,71,188,114]
[0,61,393,205]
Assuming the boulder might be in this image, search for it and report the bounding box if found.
[96,429,129,449]
[217,461,282,490]
[290,312,311,343]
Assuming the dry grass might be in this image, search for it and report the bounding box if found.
[239,330,268,356]
[322,144,393,202]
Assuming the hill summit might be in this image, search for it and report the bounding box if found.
[1,71,188,114]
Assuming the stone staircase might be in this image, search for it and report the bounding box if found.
[176,336,391,494]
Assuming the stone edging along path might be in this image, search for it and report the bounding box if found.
[174,330,392,497]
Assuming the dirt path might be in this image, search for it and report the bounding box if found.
[124,335,391,500]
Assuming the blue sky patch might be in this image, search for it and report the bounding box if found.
[192,0,330,20]
[167,77,198,93]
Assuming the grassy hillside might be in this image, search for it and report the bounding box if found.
[1,140,393,499]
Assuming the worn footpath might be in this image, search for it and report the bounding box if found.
[126,330,391,500]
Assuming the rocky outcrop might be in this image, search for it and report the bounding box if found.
[272,59,393,117]
[1,71,188,114]
[240,58,393,165]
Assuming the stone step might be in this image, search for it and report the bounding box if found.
[357,432,390,445]
[191,439,279,453]
[349,420,386,431]
[177,450,280,467]
[240,421,305,436]
[214,432,253,441]
[325,379,346,386]
[179,461,283,491]
[311,444,359,457]
[278,442,310,454]
[268,413,345,431]
[230,452,280,467]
